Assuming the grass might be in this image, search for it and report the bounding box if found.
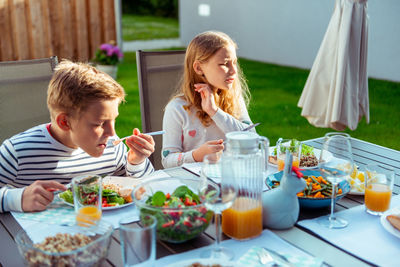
[122,15,179,41]
[115,52,400,151]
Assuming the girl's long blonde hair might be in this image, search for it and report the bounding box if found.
[173,31,250,126]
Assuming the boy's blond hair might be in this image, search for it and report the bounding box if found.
[173,31,250,126]
[47,60,125,119]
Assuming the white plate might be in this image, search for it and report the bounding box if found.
[57,193,134,210]
[380,206,400,239]
[58,176,138,211]
[165,258,236,267]
[268,146,332,169]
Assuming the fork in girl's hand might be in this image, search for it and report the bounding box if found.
[108,130,165,146]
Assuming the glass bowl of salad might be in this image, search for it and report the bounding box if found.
[133,177,214,243]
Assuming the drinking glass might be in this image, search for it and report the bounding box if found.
[364,164,394,215]
[199,154,237,260]
[277,138,301,171]
[72,174,102,227]
[318,133,353,228]
[119,215,157,267]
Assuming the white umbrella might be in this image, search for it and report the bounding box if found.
[298,0,369,131]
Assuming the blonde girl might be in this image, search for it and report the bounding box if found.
[161,31,254,168]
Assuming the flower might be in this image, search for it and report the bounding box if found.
[93,41,123,65]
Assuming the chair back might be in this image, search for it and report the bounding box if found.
[0,56,58,143]
[136,50,186,169]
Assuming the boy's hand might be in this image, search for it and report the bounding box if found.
[192,139,224,162]
[194,83,218,117]
[126,128,155,165]
[22,181,67,212]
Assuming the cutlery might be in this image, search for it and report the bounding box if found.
[243,122,260,131]
[47,183,71,195]
[109,130,166,146]
[257,248,278,266]
[261,247,295,267]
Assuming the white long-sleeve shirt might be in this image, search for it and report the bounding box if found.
[0,124,154,213]
[162,97,254,168]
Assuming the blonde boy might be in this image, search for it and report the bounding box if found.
[0,60,154,213]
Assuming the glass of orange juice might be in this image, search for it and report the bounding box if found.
[364,165,394,216]
[72,174,102,226]
[277,139,301,171]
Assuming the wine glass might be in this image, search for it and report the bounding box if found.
[199,154,237,260]
[318,132,354,229]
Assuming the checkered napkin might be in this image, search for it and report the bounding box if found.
[12,198,75,226]
[237,246,323,267]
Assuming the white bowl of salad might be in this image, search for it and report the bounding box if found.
[133,177,214,243]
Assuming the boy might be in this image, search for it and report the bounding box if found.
[0,60,154,213]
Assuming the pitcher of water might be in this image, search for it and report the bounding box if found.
[221,131,269,240]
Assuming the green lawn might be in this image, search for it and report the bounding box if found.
[122,15,179,41]
[115,52,400,151]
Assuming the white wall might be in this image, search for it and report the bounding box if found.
[179,0,400,82]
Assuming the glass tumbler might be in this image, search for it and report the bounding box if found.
[72,174,102,226]
[364,165,394,215]
[277,139,301,171]
[119,215,157,267]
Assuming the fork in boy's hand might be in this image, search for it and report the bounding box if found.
[108,130,166,146]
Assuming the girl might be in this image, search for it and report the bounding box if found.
[161,31,254,168]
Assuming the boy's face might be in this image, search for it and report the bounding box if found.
[68,99,119,157]
[200,44,238,90]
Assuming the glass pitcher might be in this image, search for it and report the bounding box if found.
[221,131,269,240]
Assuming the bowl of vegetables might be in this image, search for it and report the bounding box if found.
[266,169,351,208]
[133,177,214,243]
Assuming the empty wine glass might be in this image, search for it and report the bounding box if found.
[318,132,354,228]
[199,154,237,260]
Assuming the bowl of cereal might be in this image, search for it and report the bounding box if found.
[15,220,113,267]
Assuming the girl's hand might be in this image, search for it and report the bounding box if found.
[194,83,218,116]
[192,139,224,162]
[126,128,155,165]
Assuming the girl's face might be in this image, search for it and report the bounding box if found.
[198,45,238,90]
[67,99,119,157]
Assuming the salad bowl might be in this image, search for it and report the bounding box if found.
[133,177,214,243]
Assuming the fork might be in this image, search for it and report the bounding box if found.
[257,248,278,266]
[109,130,165,146]
[261,247,295,267]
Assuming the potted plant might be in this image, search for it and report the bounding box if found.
[92,41,123,79]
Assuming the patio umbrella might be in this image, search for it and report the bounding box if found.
[298,0,369,131]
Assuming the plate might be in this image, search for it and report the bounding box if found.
[265,169,351,208]
[268,147,333,170]
[380,206,400,239]
[347,170,365,195]
[57,193,134,211]
[165,258,236,267]
[58,176,139,211]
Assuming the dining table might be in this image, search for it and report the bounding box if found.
[0,136,399,266]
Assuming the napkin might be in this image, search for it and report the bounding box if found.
[238,246,323,267]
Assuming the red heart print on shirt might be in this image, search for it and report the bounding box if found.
[188,130,196,137]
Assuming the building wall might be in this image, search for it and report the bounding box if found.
[179,0,400,82]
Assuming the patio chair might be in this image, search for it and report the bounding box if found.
[0,56,58,143]
[136,50,186,170]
